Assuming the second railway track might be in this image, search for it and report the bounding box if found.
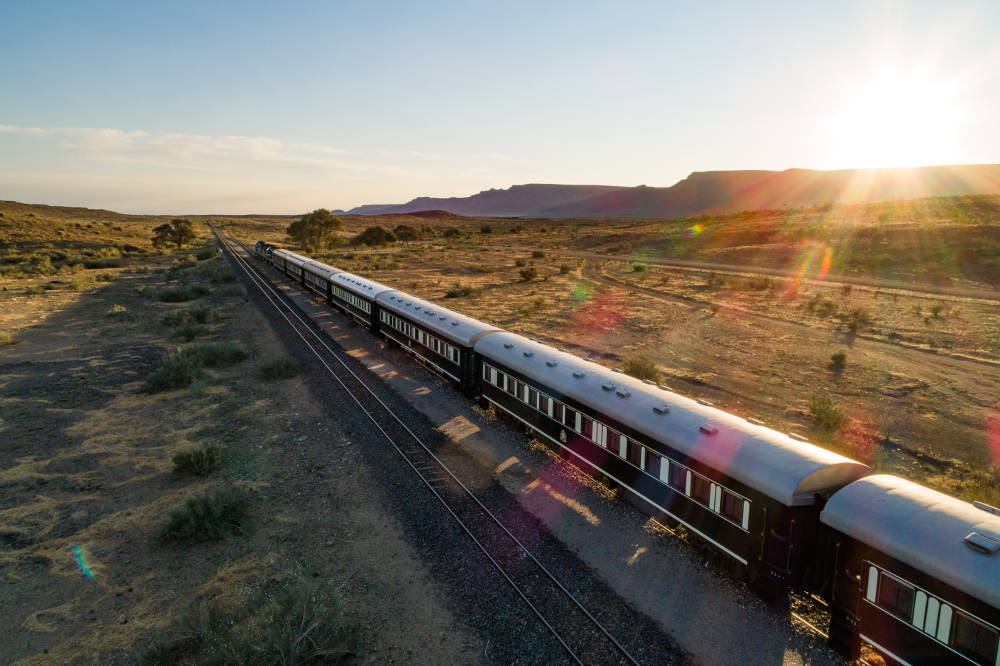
[213,228,652,665]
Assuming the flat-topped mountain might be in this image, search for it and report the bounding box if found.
[344,184,628,217]
[343,164,1000,219]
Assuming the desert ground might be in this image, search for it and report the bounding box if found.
[2,196,998,661]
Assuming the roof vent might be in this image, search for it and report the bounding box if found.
[699,424,719,436]
[974,501,1000,517]
[558,348,567,352]
[612,368,623,373]
[572,371,585,379]
[584,356,593,362]
[746,417,765,426]
[450,321,460,326]
[696,399,713,406]
[658,384,672,391]
[523,351,534,358]
[965,532,1000,555]
[439,316,447,321]
[788,433,808,442]
[601,382,615,392]
[653,405,670,415]
[503,343,514,349]
[546,360,557,367]
[642,379,655,385]
[616,389,631,398]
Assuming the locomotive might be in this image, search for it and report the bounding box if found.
[255,240,1000,665]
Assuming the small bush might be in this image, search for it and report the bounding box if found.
[809,393,843,431]
[510,225,523,234]
[623,355,661,383]
[146,342,246,391]
[514,259,526,267]
[96,272,118,282]
[69,273,95,291]
[444,284,477,298]
[160,310,188,327]
[172,445,221,476]
[0,332,15,347]
[349,226,396,246]
[106,304,128,318]
[443,227,460,238]
[531,250,545,258]
[158,284,210,302]
[830,351,847,368]
[161,487,250,542]
[559,264,571,274]
[258,357,301,381]
[170,322,209,342]
[519,267,538,281]
[480,224,492,234]
[142,576,362,665]
[188,304,215,324]
[195,244,217,261]
[633,263,648,272]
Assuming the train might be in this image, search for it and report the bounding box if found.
[254,240,1000,666]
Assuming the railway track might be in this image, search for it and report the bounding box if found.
[212,228,642,665]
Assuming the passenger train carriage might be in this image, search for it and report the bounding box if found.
[251,239,1000,665]
[820,475,1000,665]
[376,291,500,389]
[474,330,871,601]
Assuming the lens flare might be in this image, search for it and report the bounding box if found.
[72,545,95,580]
[686,224,703,238]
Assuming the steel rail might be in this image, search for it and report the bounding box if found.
[214,228,640,665]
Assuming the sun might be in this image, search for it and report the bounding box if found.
[823,65,966,169]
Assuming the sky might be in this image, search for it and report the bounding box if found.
[1,0,998,214]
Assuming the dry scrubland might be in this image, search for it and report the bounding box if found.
[0,204,468,663]
[231,196,1000,505]
[2,197,999,661]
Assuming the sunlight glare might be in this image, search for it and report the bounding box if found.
[824,65,966,169]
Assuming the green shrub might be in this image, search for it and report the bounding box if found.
[146,342,246,391]
[559,264,571,274]
[531,250,545,258]
[106,304,128,318]
[172,445,221,476]
[844,307,872,332]
[188,304,215,324]
[69,273,95,291]
[633,263,648,272]
[480,224,492,234]
[830,351,847,368]
[161,487,250,542]
[141,576,362,665]
[158,284,210,302]
[257,357,301,381]
[444,284,477,298]
[348,226,396,246]
[0,332,15,347]
[443,227,461,238]
[623,355,661,383]
[170,322,209,342]
[809,393,843,431]
[515,259,526,267]
[519,267,538,281]
[195,244,217,261]
[96,272,118,282]
[160,310,188,327]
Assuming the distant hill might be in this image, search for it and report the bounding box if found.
[542,164,1000,218]
[341,164,1000,219]
[344,184,628,217]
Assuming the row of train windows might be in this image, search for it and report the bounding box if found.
[331,285,371,314]
[303,271,326,290]
[381,311,461,365]
[482,363,750,530]
[867,565,999,664]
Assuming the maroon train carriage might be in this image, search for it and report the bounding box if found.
[375,291,501,391]
[820,475,1000,665]
[473,330,871,602]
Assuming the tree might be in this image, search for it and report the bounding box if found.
[349,226,396,247]
[286,209,343,250]
[152,218,196,249]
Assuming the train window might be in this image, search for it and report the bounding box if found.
[924,597,940,635]
[721,491,744,523]
[564,407,577,430]
[505,375,516,395]
[691,475,712,505]
[876,572,916,621]
[626,439,641,467]
[540,395,551,416]
[667,464,687,492]
[528,388,538,409]
[951,610,999,664]
[644,450,661,478]
[552,402,563,423]
[581,416,593,440]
